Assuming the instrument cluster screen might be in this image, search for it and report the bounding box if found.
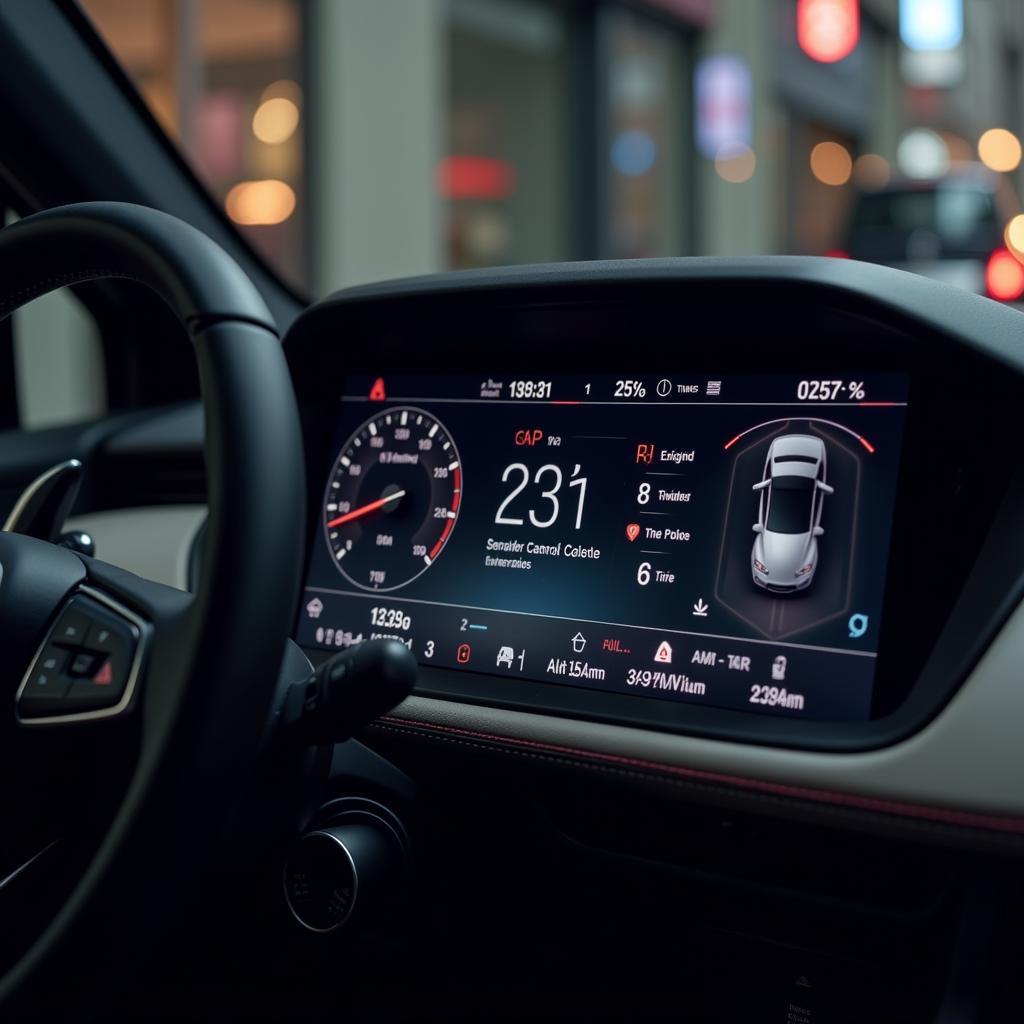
[296,372,908,722]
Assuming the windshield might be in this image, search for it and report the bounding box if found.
[766,476,813,535]
[81,1,1024,299]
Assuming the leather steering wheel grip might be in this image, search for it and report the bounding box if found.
[0,203,305,1009]
[0,201,277,331]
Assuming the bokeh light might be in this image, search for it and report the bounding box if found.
[715,143,756,183]
[225,179,296,225]
[852,153,890,190]
[810,141,853,186]
[436,157,517,200]
[611,130,657,177]
[985,248,1024,302]
[797,0,860,64]
[897,129,949,179]
[978,128,1022,173]
[900,0,963,51]
[253,97,300,145]
[1004,214,1024,257]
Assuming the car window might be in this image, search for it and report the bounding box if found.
[935,188,997,242]
[12,290,108,430]
[853,191,939,232]
[854,188,996,237]
[2,212,107,431]
[766,476,813,534]
[81,0,1024,300]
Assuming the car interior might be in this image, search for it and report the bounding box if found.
[3,2,1024,1022]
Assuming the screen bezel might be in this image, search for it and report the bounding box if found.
[285,276,1024,751]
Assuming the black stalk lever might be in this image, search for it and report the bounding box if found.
[280,639,417,746]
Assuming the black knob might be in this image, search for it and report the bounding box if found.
[283,815,405,933]
[58,530,96,558]
[279,639,417,747]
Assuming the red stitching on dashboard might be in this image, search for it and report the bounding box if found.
[376,714,1024,835]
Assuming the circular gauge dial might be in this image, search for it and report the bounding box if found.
[323,406,462,591]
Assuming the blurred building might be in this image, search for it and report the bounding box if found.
[82,0,1024,296]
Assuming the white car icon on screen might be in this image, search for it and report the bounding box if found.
[750,434,834,594]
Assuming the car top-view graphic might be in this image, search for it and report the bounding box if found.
[751,434,834,594]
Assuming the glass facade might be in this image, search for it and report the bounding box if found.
[602,6,689,258]
[83,0,306,289]
[446,0,571,268]
[83,0,699,293]
[81,1,1024,303]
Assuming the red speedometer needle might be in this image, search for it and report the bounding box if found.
[327,490,406,528]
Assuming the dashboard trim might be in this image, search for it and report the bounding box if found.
[302,257,1024,376]
[373,712,1024,835]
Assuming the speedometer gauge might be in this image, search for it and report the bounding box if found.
[323,406,462,591]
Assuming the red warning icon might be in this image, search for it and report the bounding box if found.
[369,377,386,401]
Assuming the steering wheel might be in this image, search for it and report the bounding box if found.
[0,203,305,1011]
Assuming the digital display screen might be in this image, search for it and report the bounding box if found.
[296,372,908,722]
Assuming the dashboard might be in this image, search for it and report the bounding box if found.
[296,371,907,725]
[285,259,1024,761]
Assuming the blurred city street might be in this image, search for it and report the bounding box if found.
[83,0,1024,302]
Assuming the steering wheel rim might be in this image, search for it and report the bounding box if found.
[0,203,305,1007]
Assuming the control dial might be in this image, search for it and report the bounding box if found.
[283,812,406,933]
[323,406,462,591]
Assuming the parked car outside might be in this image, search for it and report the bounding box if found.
[842,163,1024,302]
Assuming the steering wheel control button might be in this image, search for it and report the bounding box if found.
[85,619,118,649]
[62,619,137,713]
[38,645,68,675]
[52,606,92,645]
[16,591,144,723]
[69,651,102,678]
[86,615,135,663]
[63,663,123,711]
[17,650,74,716]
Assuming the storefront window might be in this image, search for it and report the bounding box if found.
[78,1,1024,301]
[788,121,858,255]
[445,0,571,269]
[602,8,690,258]
[82,0,306,290]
